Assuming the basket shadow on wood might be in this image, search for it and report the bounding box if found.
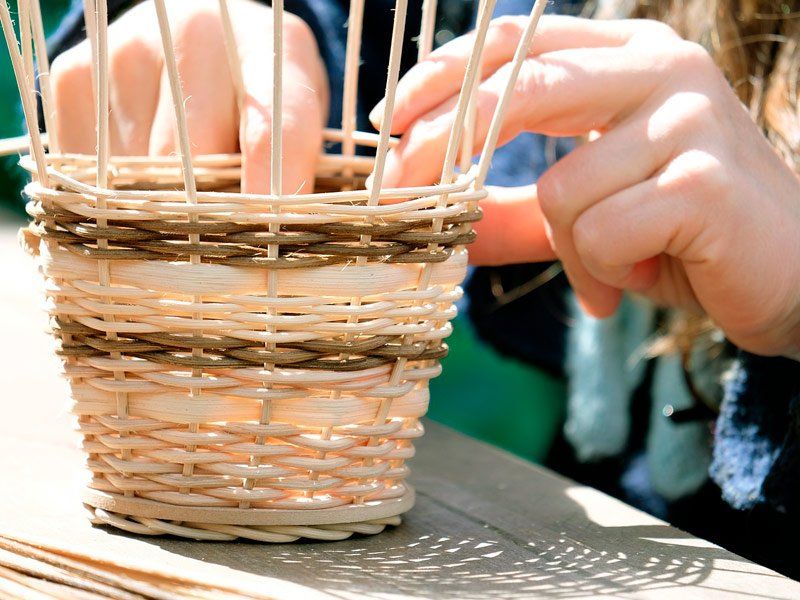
[143,427,737,599]
[2,0,547,541]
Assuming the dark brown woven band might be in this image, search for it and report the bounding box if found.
[54,318,448,371]
[30,203,480,267]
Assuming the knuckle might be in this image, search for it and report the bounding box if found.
[672,40,716,71]
[109,36,153,75]
[665,150,729,198]
[491,15,524,41]
[282,13,316,47]
[669,91,716,128]
[51,44,86,77]
[244,99,322,161]
[639,19,679,41]
[650,91,720,147]
[693,156,729,196]
[51,46,92,99]
[536,170,567,224]
[627,19,679,50]
[572,218,603,264]
[175,6,220,45]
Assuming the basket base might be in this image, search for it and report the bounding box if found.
[83,485,414,542]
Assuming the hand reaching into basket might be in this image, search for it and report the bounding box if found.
[50,0,328,194]
[371,15,800,358]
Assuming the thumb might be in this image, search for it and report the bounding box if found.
[470,184,556,266]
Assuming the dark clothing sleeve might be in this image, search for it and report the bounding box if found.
[711,352,800,515]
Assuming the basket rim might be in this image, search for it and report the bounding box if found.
[20,155,483,208]
[83,484,415,526]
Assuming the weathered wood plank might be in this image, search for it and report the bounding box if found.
[1,224,797,599]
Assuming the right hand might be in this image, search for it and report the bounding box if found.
[51,0,329,193]
[370,15,800,357]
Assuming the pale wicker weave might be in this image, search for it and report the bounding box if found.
[1,0,546,541]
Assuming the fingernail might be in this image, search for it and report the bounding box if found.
[369,99,385,130]
[576,289,621,319]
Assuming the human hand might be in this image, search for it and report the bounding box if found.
[51,0,328,193]
[371,15,800,357]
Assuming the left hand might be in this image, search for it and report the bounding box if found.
[51,0,328,193]
[369,15,800,357]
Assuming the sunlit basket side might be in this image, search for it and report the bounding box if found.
[1,0,546,541]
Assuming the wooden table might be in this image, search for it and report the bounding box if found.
[1,223,798,599]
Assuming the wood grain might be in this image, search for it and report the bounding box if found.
[0,224,798,599]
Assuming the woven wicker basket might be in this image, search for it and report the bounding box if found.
[2,0,545,541]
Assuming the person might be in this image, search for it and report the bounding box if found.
[47,0,800,577]
[377,3,800,579]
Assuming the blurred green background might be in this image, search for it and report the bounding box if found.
[0,0,566,464]
[0,0,70,220]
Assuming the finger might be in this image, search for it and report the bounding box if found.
[374,15,678,134]
[515,85,718,318]
[570,152,718,308]
[550,223,624,318]
[538,94,711,298]
[581,154,800,354]
[149,7,238,157]
[50,41,95,153]
[107,7,162,155]
[538,103,679,229]
[383,44,671,187]
[536,113,673,309]
[469,184,556,266]
[238,15,327,194]
[240,70,325,195]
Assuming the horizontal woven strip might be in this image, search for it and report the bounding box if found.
[54,318,448,371]
[22,136,474,517]
[30,203,480,266]
[20,152,483,207]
